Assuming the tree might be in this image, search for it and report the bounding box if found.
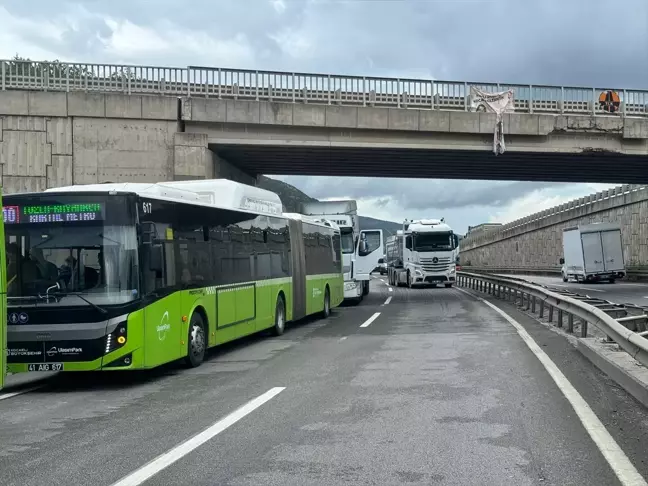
[4,55,95,80]
[3,55,144,88]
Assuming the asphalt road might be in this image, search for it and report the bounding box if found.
[499,274,648,307]
[2,278,648,486]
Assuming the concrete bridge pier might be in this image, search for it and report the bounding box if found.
[173,132,257,185]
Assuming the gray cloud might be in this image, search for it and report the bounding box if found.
[2,0,643,228]
[4,0,646,87]
[276,177,566,210]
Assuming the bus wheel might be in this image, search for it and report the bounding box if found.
[185,313,206,368]
[322,286,331,318]
[272,295,286,336]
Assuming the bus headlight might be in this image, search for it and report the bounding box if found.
[105,322,128,354]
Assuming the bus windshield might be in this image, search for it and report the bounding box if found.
[6,224,139,306]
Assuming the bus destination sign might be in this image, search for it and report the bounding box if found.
[2,203,105,224]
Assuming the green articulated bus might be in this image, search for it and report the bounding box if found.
[4,179,343,373]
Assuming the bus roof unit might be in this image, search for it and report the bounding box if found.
[44,180,284,217]
[282,213,341,231]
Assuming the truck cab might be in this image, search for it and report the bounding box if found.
[302,200,383,303]
[387,219,459,288]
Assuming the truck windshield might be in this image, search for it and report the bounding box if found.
[413,233,454,251]
[340,228,355,254]
[6,224,139,306]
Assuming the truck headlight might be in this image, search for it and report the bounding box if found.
[344,282,356,291]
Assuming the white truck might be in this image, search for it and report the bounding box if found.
[386,219,460,288]
[559,223,626,283]
[302,200,384,303]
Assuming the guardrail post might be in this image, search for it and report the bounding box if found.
[548,305,554,323]
[557,309,563,328]
[526,294,531,311]
[567,314,574,333]
[539,301,544,318]
[581,320,588,338]
[531,296,536,313]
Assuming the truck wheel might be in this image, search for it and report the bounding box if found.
[444,283,452,288]
[609,278,616,284]
[362,280,370,296]
[184,312,206,368]
[271,295,286,336]
[407,271,413,289]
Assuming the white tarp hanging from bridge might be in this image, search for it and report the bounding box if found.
[469,87,515,155]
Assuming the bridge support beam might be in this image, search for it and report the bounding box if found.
[173,132,257,185]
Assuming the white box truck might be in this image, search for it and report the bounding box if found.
[559,222,626,283]
[302,200,384,303]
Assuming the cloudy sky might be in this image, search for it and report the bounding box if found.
[2,0,646,233]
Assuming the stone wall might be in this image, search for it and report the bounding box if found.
[461,185,648,270]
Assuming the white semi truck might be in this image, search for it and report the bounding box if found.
[302,200,384,303]
[386,219,460,288]
[559,223,626,283]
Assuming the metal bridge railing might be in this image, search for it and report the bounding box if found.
[458,272,648,367]
[1,59,647,117]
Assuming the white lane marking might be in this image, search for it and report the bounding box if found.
[110,387,286,486]
[0,386,43,401]
[455,287,647,486]
[339,336,348,341]
[549,284,568,288]
[360,312,381,328]
[578,287,605,293]
[383,296,392,305]
[388,287,393,292]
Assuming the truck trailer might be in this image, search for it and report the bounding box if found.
[386,219,459,288]
[559,223,625,283]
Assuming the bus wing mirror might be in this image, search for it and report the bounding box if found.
[559,257,565,265]
[149,243,164,273]
[141,221,157,244]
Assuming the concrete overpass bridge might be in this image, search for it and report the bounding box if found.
[0,59,647,192]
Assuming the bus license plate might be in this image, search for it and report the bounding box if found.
[28,363,63,372]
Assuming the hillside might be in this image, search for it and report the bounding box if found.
[257,176,401,235]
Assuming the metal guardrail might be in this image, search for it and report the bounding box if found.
[459,266,648,281]
[1,59,647,116]
[457,272,648,368]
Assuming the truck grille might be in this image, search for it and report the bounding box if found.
[420,257,451,272]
